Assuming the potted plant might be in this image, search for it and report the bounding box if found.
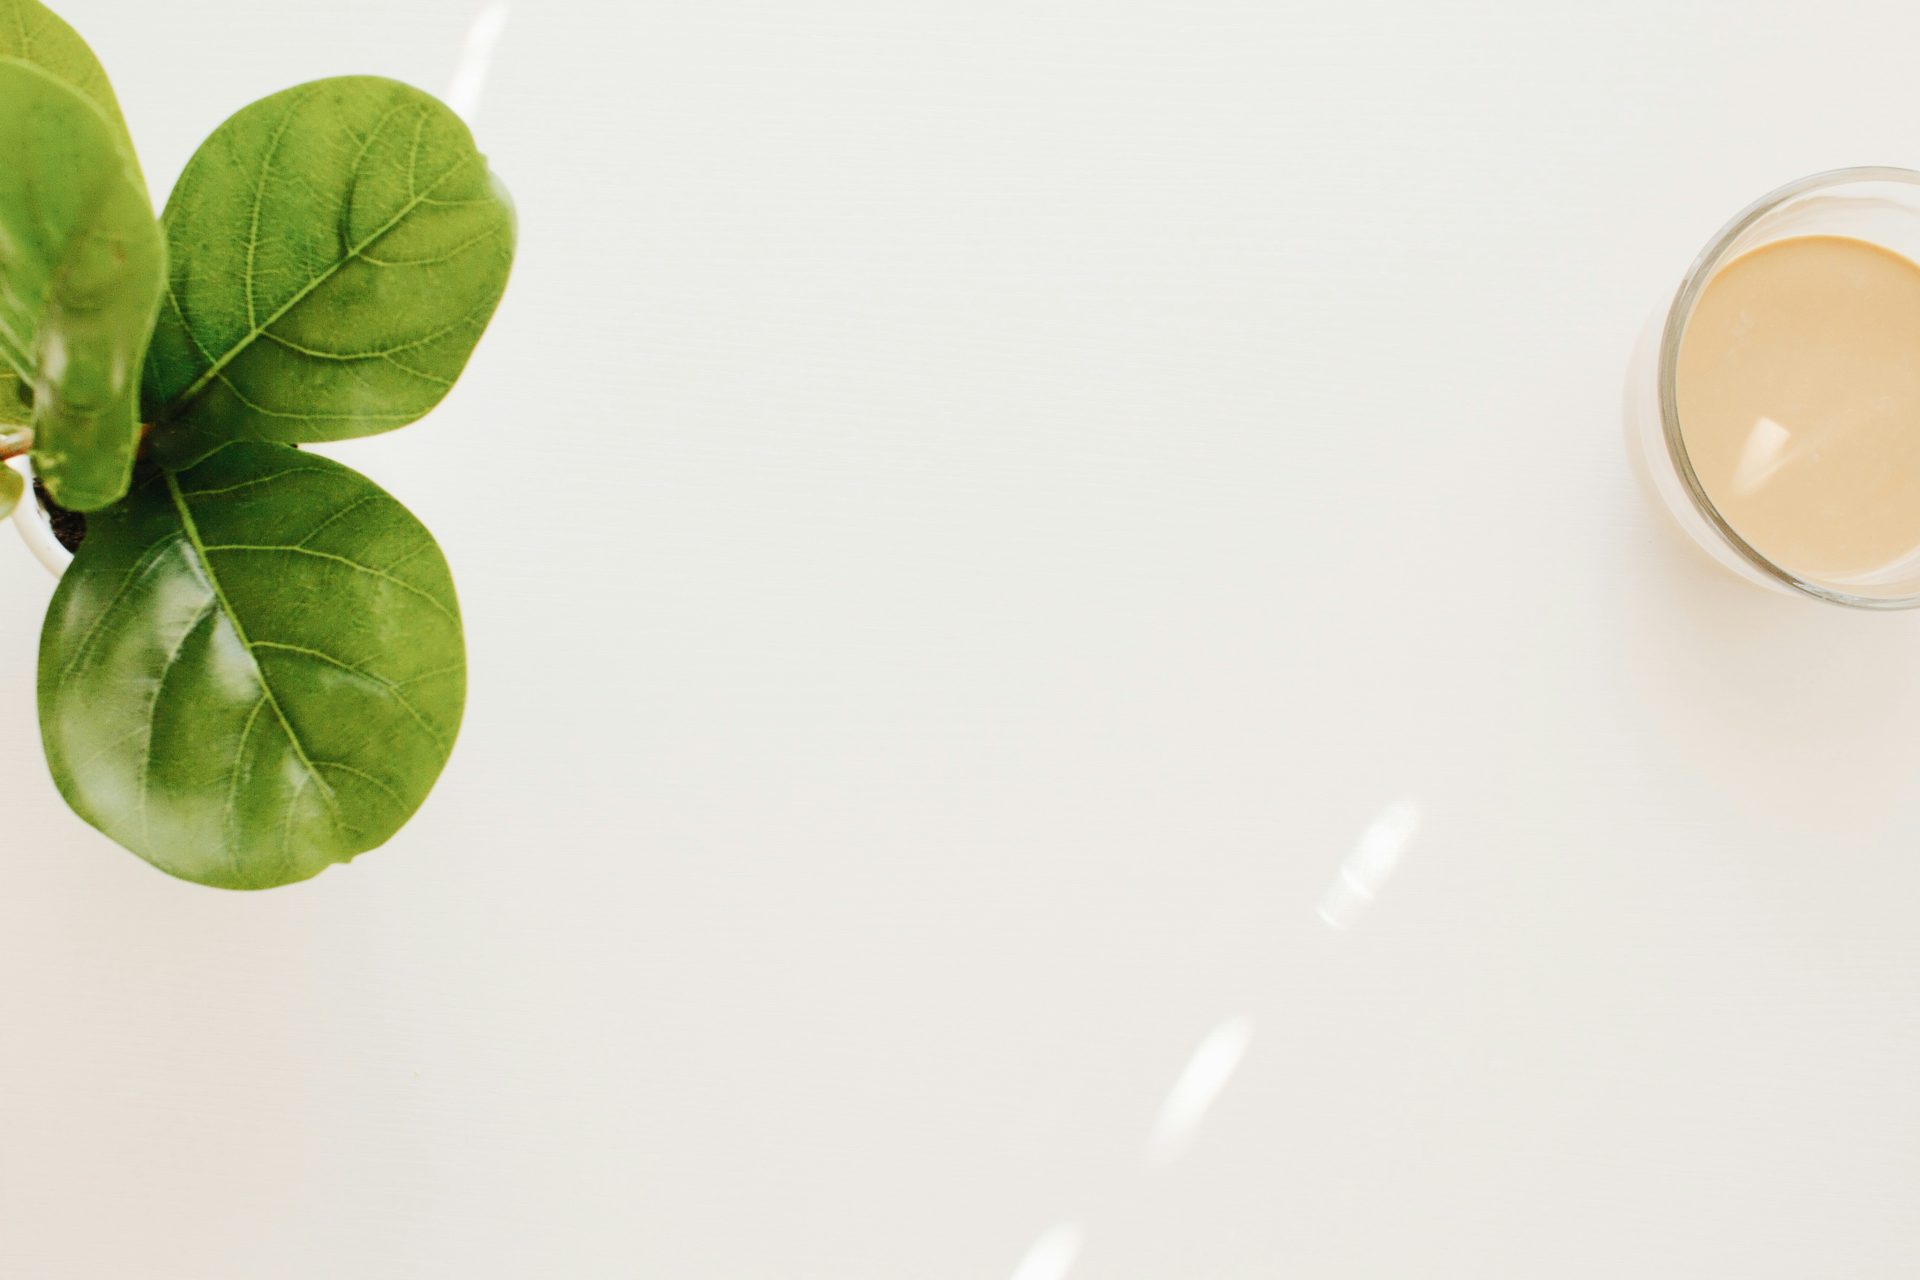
[0,0,515,889]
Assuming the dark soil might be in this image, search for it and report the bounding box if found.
[33,479,86,554]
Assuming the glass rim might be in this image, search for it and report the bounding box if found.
[1657,165,1920,610]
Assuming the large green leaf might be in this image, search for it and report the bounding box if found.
[0,0,142,190]
[39,442,466,889]
[0,464,20,520]
[144,76,515,463]
[0,57,163,511]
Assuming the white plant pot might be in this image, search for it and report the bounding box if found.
[7,456,74,579]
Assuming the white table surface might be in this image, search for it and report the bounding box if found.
[6,1,1920,1275]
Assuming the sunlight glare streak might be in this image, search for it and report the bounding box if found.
[447,1,513,124]
[1316,797,1421,929]
[1147,1015,1254,1166]
[1009,1221,1083,1280]
[1731,416,1794,496]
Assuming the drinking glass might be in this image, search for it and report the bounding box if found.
[1626,166,1920,609]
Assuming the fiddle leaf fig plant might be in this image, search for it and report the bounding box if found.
[0,0,515,889]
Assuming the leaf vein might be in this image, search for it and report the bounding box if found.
[172,465,334,500]
[295,492,383,545]
[243,97,303,331]
[209,369,424,423]
[196,542,459,625]
[251,639,449,750]
[222,694,270,875]
[311,760,411,811]
[59,535,184,683]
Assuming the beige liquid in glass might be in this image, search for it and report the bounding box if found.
[1677,233,1920,588]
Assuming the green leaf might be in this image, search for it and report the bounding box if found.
[0,464,20,521]
[0,369,30,424]
[0,57,163,512]
[144,76,515,463]
[0,0,143,190]
[39,442,466,889]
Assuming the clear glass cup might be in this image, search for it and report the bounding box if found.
[1625,166,1920,610]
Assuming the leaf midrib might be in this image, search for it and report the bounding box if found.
[164,469,339,830]
[162,144,479,420]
